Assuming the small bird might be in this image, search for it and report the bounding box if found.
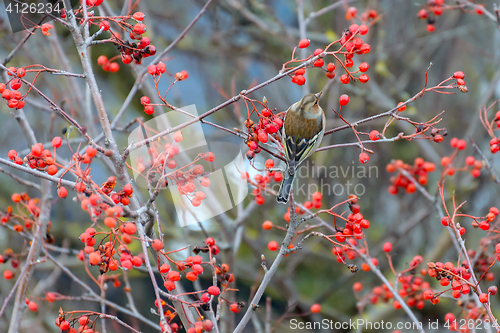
[277,92,325,204]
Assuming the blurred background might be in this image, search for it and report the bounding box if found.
[0,0,500,332]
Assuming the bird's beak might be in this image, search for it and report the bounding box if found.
[314,91,323,100]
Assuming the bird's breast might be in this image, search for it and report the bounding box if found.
[284,111,323,140]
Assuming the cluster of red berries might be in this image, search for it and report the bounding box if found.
[1,248,20,281]
[174,158,212,207]
[386,158,436,195]
[2,192,49,233]
[184,320,214,333]
[441,137,483,178]
[244,111,283,160]
[344,6,378,21]
[355,255,429,309]
[466,243,498,285]
[418,0,485,32]
[93,11,158,69]
[261,192,323,246]
[109,182,133,205]
[96,55,119,72]
[55,312,104,333]
[393,273,429,310]
[424,260,479,305]
[133,133,213,207]
[292,22,372,86]
[440,216,466,236]
[452,71,468,93]
[489,114,500,153]
[159,237,219,293]
[246,161,283,205]
[82,220,144,274]
[8,140,102,200]
[118,12,157,64]
[334,195,371,243]
[1,67,27,109]
[116,35,157,66]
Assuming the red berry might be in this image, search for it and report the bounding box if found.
[122,54,133,64]
[207,286,220,296]
[397,102,406,112]
[457,139,467,150]
[31,143,43,157]
[369,130,380,141]
[349,24,359,34]
[340,74,350,84]
[453,71,465,79]
[157,62,166,73]
[383,242,392,252]
[52,136,62,148]
[359,62,369,72]
[313,59,324,67]
[206,237,215,246]
[313,48,323,56]
[293,75,305,86]
[17,68,26,78]
[339,94,349,106]
[132,12,145,21]
[144,105,154,115]
[133,23,147,35]
[310,303,321,313]
[8,149,17,160]
[79,316,89,326]
[28,301,38,311]
[359,74,369,83]
[10,79,21,90]
[479,293,489,303]
[60,321,70,330]
[262,221,273,230]
[99,20,110,31]
[298,39,310,48]
[359,152,369,164]
[268,241,279,251]
[418,9,428,19]
[97,55,108,66]
[152,239,163,251]
[230,303,240,313]
[359,24,369,35]
[86,146,97,158]
[147,65,157,75]
[295,68,305,75]
[140,96,150,105]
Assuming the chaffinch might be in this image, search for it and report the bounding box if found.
[277,92,325,204]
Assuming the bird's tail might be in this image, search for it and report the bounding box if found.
[277,171,296,204]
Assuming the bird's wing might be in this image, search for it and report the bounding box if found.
[283,131,322,175]
[294,132,322,164]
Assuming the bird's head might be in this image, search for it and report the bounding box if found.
[298,91,323,113]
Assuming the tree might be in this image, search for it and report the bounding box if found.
[0,0,499,332]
